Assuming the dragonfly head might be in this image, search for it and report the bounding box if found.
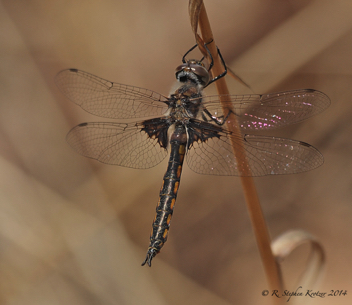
[175,60,210,87]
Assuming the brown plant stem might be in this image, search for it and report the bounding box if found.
[190,0,284,297]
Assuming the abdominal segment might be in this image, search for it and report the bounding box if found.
[142,125,187,266]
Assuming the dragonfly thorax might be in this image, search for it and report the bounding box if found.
[175,59,210,87]
[168,82,203,121]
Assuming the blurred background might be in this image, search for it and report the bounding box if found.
[1,0,351,304]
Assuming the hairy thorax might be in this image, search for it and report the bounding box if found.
[169,81,204,122]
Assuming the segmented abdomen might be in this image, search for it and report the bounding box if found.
[142,124,187,266]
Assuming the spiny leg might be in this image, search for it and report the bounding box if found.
[201,107,234,125]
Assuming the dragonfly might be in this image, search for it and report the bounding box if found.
[56,46,330,267]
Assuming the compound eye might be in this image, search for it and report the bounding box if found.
[189,64,210,86]
[175,64,187,74]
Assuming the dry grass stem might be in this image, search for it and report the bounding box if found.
[189,0,284,298]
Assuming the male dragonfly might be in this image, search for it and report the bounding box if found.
[56,47,330,267]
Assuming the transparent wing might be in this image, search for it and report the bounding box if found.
[186,121,323,176]
[66,121,168,168]
[56,69,169,119]
[202,89,330,130]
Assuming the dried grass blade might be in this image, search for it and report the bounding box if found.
[272,230,325,294]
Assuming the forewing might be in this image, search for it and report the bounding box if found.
[56,69,169,119]
[66,121,168,168]
[186,121,323,176]
[202,89,330,130]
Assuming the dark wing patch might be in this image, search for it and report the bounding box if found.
[56,69,169,119]
[66,121,168,169]
[201,89,330,130]
[186,119,222,150]
[140,118,171,149]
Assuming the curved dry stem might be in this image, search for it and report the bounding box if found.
[188,0,284,299]
[272,230,325,292]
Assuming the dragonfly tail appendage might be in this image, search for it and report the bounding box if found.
[141,248,158,267]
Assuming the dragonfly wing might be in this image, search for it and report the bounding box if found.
[186,120,323,176]
[202,89,330,130]
[66,120,169,169]
[56,69,169,119]
[241,134,324,175]
[186,121,248,176]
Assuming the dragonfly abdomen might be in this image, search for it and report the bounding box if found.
[142,124,187,266]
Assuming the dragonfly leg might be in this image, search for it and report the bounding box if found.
[204,44,227,87]
[202,107,234,125]
[182,42,227,87]
[182,44,198,63]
